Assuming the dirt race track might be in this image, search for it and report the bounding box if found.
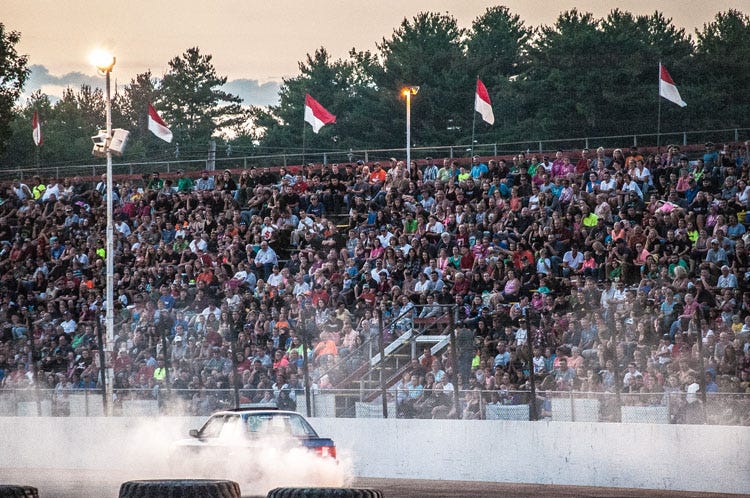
[0,470,741,498]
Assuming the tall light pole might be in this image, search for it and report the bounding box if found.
[91,50,116,416]
[402,86,419,174]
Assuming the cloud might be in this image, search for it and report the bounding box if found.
[22,65,281,107]
[22,65,102,103]
[223,79,281,107]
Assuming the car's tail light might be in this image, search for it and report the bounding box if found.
[315,445,336,459]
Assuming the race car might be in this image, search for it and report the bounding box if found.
[170,407,337,469]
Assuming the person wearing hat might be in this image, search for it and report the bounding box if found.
[217,169,237,192]
[195,170,214,191]
[705,238,728,272]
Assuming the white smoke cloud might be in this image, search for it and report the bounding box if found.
[1,415,351,497]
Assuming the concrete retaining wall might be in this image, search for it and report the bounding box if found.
[1,417,747,494]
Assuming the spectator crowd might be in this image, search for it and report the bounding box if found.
[0,141,749,422]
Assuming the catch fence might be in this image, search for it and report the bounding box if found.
[1,387,747,426]
[8,126,750,180]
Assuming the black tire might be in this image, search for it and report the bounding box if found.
[266,488,383,498]
[0,486,38,498]
[119,479,241,498]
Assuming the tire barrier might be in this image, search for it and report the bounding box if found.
[0,486,38,498]
[119,479,241,498]
[267,488,384,498]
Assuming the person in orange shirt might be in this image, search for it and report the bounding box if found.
[313,331,338,365]
[369,162,387,185]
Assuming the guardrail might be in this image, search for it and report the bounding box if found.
[8,126,750,180]
[1,387,747,425]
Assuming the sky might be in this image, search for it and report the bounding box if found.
[5,0,747,106]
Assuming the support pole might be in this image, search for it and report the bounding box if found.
[378,306,388,418]
[302,312,312,417]
[104,67,115,417]
[449,309,461,418]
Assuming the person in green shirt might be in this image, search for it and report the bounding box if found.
[31,175,46,200]
[147,171,164,190]
[176,170,194,192]
[582,205,599,228]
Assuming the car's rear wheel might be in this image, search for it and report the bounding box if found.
[119,479,241,498]
[266,488,383,498]
[0,485,38,498]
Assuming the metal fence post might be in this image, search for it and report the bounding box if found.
[377,307,388,418]
[683,132,688,146]
[493,143,497,156]
[569,389,576,422]
[585,138,589,149]
[735,129,739,142]
[538,141,543,154]
[449,309,461,419]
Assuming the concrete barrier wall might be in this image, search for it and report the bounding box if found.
[1,417,748,494]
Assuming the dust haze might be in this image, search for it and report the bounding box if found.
[0,415,352,498]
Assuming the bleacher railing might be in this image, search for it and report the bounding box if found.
[8,126,750,180]
[1,387,747,425]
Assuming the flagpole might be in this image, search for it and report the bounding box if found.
[471,77,478,159]
[657,62,662,151]
[302,119,307,169]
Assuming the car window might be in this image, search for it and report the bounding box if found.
[199,414,227,438]
[243,413,317,438]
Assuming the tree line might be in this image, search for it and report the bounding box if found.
[1,7,749,169]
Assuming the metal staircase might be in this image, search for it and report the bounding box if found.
[325,307,454,402]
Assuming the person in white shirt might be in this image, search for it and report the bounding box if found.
[597,171,616,194]
[377,226,395,247]
[189,235,208,254]
[41,180,61,202]
[717,265,738,288]
[60,311,77,334]
[115,219,131,236]
[254,240,278,279]
[267,265,284,288]
[291,211,315,247]
[562,246,584,277]
[514,319,528,347]
[11,180,32,201]
[414,273,431,294]
[201,302,221,321]
[293,274,311,297]
[426,215,444,235]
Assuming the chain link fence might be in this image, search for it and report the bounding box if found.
[1,387,747,425]
[8,127,750,180]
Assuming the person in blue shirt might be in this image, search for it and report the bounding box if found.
[50,237,65,260]
[470,156,488,179]
[703,142,720,171]
[158,285,175,311]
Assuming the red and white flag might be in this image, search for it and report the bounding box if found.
[32,111,42,146]
[475,78,494,125]
[304,93,336,133]
[659,63,686,108]
[148,104,173,143]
